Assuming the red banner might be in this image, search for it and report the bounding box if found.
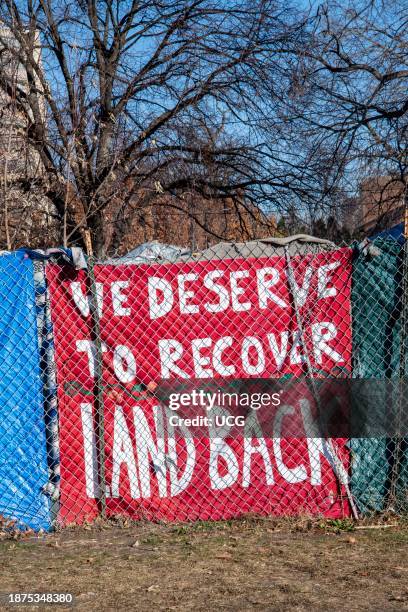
[47,248,353,524]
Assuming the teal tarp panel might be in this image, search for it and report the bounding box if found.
[351,238,408,513]
[0,253,51,530]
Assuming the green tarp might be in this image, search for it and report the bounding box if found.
[351,238,408,513]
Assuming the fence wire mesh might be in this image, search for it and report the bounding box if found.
[0,235,407,533]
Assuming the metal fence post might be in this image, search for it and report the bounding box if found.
[87,256,106,519]
[389,213,408,509]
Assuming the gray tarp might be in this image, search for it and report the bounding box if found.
[113,234,335,265]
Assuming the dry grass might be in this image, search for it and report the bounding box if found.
[0,516,407,611]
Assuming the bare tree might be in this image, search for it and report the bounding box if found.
[0,0,314,255]
[293,0,408,231]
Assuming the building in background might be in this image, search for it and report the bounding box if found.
[343,176,406,238]
[0,25,59,249]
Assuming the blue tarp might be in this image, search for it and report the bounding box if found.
[0,253,50,530]
[370,222,404,243]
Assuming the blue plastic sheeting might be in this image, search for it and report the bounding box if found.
[370,223,404,243]
[0,253,50,530]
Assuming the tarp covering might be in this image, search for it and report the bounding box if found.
[0,253,50,530]
[112,235,336,265]
[351,238,408,512]
[370,223,404,244]
[111,241,191,264]
[196,235,335,260]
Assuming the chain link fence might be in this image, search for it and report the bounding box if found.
[0,235,407,532]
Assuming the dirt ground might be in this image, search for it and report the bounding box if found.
[0,517,407,611]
